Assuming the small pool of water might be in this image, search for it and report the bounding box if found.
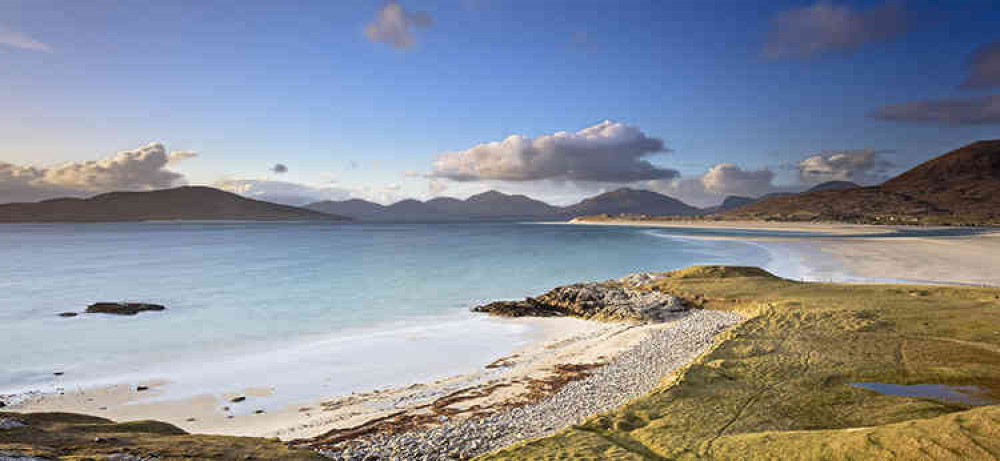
[853,382,998,406]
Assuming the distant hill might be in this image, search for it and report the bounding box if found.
[308,190,560,222]
[0,186,350,223]
[726,140,1000,224]
[307,188,699,221]
[805,180,860,193]
[700,195,758,214]
[565,188,700,217]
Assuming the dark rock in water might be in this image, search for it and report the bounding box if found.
[230,396,246,403]
[473,273,687,323]
[136,385,149,392]
[53,372,64,376]
[254,409,265,414]
[58,312,78,318]
[85,302,166,316]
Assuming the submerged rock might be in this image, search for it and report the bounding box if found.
[473,276,686,323]
[57,312,78,318]
[85,302,166,316]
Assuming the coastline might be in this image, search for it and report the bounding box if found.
[8,315,666,441]
[570,218,1000,286]
[564,217,903,235]
[9,221,1000,458]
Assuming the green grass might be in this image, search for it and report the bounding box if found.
[481,266,1000,460]
[0,411,325,460]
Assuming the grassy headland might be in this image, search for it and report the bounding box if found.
[482,266,1000,459]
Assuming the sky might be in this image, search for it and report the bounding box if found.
[1,0,999,207]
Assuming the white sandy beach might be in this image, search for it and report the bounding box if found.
[571,219,1000,286]
[566,218,900,235]
[8,316,654,440]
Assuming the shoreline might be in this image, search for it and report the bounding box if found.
[311,309,743,459]
[564,217,908,235]
[570,218,1000,287]
[6,316,652,441]
[9,222,1000,457]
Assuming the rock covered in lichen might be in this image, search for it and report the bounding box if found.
[472,275,686,322]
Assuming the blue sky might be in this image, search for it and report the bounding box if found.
[1,0,998,206]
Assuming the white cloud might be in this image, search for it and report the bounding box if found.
[0,143,196,203]
[764,1,906,59]
[797,149,894,185]
[215,179,350,206]
[645,163,785,208]
[0,26,52,53]
[365,1,432,50]
[700,163,776,196]
[216,179,407,206]
[430,120,676,183]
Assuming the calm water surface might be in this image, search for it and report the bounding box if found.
[0,222,823,406]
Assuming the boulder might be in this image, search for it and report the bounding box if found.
[58,312,78,318]
[473,276,687,323]
[85,302,166,316]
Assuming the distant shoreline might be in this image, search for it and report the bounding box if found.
[569,217,1000,287]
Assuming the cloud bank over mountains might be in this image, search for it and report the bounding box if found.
[0,134,898,210]
[797,149,894,185]
[431,121,676,183]
[0,143,196,203]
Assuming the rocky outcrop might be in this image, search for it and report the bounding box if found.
[85,302,166,316]
[472,274,685,323]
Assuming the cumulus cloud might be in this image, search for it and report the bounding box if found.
[0,26,52,53]
[430,120,676,183]
[700,163,776,196]
[271,163,288,174]
[0,143,196,203]
[645,163,785,207]
[869,95,1000,125]
[797,149,894,185]
[365,1,432,50]
[961,41,1000,89]
[763,1,906,59]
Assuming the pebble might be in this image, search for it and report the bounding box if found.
[317,309,742,460]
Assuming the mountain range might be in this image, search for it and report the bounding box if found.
[725,140,1000,224]
[1,140,995,224]
[0,186,349,223]
[305,187,700,222]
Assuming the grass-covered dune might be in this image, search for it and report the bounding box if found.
[482,266,1000,460]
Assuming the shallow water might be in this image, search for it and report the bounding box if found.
[1,222,794,407]
[853,382,998,406]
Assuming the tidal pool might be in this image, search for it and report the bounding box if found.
[852,382,998,406]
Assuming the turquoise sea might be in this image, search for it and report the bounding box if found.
[0,222,848,409]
